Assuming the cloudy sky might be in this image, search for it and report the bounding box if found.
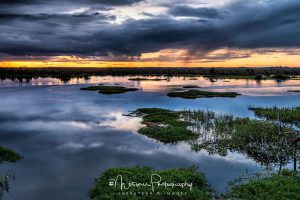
[0,0,299,67]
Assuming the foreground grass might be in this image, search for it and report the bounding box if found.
[224,171,300,200]
[167,90,240,99]
[90,167,299,200]
[249,106,300,127]
[89,166,213,200]
[0,146,22,163]
[129,108,197,143]
[81,85,138,94]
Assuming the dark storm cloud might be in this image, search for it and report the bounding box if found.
[169,6,221,18]
[0,13,115,22]
[0,0,143,6]
[0,0,299,59]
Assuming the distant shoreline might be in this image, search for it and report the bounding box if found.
[1,67,300,82]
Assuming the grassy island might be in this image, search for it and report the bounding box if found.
[81,85,138,94]
[287,90,300,93]
[129,108,197,143]
[128,77,168,81]
[182,85,200,89]
[89,166,213,200]
[167,90,240,99]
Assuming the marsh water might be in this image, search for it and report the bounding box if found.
[1,76,300,200]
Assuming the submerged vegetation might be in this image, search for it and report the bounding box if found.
[167,90,240,99]
[81,85,138,94]
[128,108,197,143]
[89,166,213,200]
[224,171,300,200]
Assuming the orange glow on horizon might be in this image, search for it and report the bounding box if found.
[1,48,299,68]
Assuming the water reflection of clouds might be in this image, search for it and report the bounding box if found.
[57,141,104,152]
[0,120,93,132]
[0,80,299,199]
[97,112,143,132]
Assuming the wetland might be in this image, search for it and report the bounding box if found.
[0,74,300,199]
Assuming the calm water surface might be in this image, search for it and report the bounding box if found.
[1,76,300,200]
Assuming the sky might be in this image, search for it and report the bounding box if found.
[0,0,299,68]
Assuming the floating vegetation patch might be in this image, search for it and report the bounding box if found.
[81,85,139,94]
[287,90,300,93]
[0,146,22,163]
[223,170,300,200]
[129,108,298,167]
[182,85,201,89]
[167,90,240,99]
[128,108,198,143]
[89,166,214,200]
[249,106,300,127]
[128,77,168,81]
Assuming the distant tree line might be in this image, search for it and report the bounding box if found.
[1,67,300,82]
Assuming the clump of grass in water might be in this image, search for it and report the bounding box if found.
[167,90,240,99]
[129,108,198,143]
[0,146,22,197]
[0,146,22,163]
[89,166,214,200]
[81,85,138,94]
